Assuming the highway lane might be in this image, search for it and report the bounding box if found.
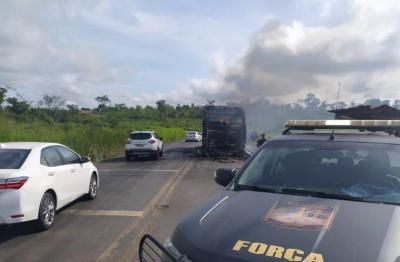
[0,141,243,262]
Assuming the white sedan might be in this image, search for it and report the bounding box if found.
[0,142,99,230]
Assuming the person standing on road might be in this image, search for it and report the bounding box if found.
[257,133,267,148]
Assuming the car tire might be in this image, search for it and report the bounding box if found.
[159,147,163,157]
[37,192,56,231]
[125,153,131,161]
[87,175,98,200]
[153,150,159,160]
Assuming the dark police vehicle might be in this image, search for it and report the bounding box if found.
[139,119,400,262]
[202,106,246,158]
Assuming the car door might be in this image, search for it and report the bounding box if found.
[41,147,73,207]
[55,146,90,199]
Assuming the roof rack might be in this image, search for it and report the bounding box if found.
[283,120,400,137]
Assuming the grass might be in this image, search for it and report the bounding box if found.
[0,115,188,161]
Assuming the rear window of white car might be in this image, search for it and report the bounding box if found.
[0,149,31,169]
[130,133,152,140]
[187,131,197,135]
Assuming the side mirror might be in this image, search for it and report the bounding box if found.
[214,168,236,187]
[80,156,91,163]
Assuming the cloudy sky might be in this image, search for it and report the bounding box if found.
[1,0,399,107]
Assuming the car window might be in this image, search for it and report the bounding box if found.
[130,133,152,140]
[40,153,49,166]
[42,147,63,167]
[0,149,31,169]
[238,140,400,205]
[56,146,81,164]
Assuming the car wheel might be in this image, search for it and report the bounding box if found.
[37,192,56,230]
[125,153,131,161]
[159,147,163,157]
[87,175,98,200]
[153,150,159,160]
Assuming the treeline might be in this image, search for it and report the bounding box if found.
[0,87,203,129]
[2,85,399,157]
[231,93,400,133]
[0,87,203,160]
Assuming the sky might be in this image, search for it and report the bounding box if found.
[0,0,399,107]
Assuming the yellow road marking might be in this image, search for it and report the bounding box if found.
[96,160,193,262]
[64,209,143,217]
[121,160,195,261]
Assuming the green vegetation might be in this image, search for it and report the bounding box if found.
[0,88,202,161]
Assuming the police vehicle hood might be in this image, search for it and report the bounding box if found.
[171,190,400,262]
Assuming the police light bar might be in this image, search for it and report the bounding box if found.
[284,120,400,134]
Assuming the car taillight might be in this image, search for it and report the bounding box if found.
[126,139,132,144]
[0,177,29,190]
[149,139,156,144]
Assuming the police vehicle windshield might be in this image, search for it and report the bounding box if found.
[238,140,400,205]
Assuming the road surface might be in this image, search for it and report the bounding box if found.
[0,141,243,262]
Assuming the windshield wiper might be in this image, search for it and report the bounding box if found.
[236,184,278,193]
[280,188,366,202]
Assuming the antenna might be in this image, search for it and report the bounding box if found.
[335,82,341,111]
[330,82,341,141]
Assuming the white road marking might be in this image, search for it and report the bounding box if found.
[64,209,143,217]
[99,169,179,173]
[97,160,193,262]
[100,169,141,172]
[144,169,179,172]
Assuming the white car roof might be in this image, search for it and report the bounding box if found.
[130,131,155,134]
[0,142,59,150]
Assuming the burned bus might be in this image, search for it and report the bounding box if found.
[202,106,246,157]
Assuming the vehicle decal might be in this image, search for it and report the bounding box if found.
[232,240,324,262]
[262,201,338,230]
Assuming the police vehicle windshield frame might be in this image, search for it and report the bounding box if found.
[232,140,400,206]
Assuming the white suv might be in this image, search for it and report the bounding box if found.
[186,131,202,142]
[125,131,163,161]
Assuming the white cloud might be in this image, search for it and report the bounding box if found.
[0,0,135,106]
[127,0,400,106]
[181,0,400,104]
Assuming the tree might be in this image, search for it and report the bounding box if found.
[6,97,30,115]
[364,98,389,106]
[67,104,79,112]
[39,95,66,110]
[95,95,111,112]
[95,95,111,105]
[394,100,400,110]
[156,100,167,121]
[302,93,321,110]
[206,99,215,106]
[0,86,7,108]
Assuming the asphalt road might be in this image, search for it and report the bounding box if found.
[0,141,243,262]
